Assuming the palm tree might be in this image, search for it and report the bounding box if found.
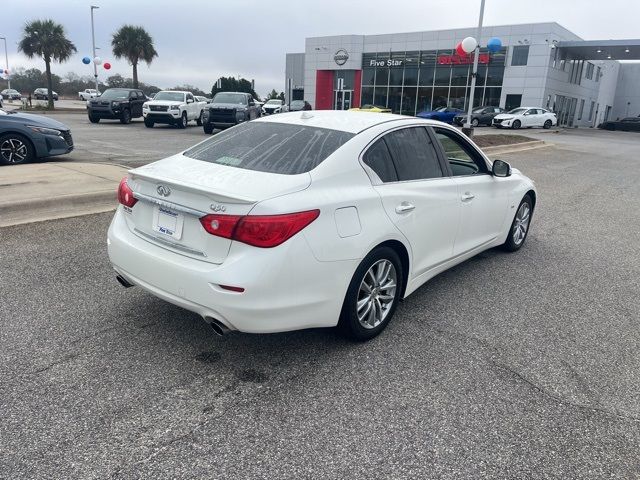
[111,25,158,88]
[18,20,76,109]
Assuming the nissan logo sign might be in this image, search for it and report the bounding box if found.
[334,49,349,65]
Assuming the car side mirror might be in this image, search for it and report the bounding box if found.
[492,159,511,177]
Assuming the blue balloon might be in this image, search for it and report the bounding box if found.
[487,37,502,53]
[82,56,91,64]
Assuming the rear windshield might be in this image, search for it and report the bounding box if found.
[184,122,354,175]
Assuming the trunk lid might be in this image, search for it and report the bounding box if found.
[124,154,311,264]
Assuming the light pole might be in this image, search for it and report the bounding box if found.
[0,36,9,90]
[90,6,99,92]
[463,0,486,137]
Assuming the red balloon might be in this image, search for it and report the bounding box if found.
[455,42,466,57]
[103,62,111,70]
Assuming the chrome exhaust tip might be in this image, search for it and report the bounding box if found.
[205,317,232,336]
[116,274,134,288]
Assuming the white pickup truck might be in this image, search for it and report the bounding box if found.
[79,89,100,100]
[142,90,206,129]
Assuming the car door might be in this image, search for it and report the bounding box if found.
[363,126,460,279]
[431,126,511,255]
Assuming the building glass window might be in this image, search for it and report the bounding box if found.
[358,47,505,114]
[387,86,403,113]
[511,45,529,66]
[484,87,501,108]
[403,51,420,86]
[578,99,585,120]
[417,87,433,112]
[419,50,437,86]
[374,86,388,107]
[362,68,375,86]
[596,66,601,82]
[432,87,449,109]
[588,101,595,120]
[361,87,374,106]
[505,94,522,111]
[585,62,594,80]
[472,86,485,108]
[401,86,418,115]
[449,86,467,110]
[450,65,470,86]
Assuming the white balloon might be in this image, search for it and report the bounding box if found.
[461,36,478,54]
[93,56,103,65]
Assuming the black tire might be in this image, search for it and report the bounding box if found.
[196,111,203,126]
[177,112,188,129]
[512,119,521,129]
[471,118,479,127]
[543,119,552,129]
[88,115,100,124]
[120,109,131,124]
[338,246,404,341]
[203,123,214,134]
[502,195,533,252]
[144,118,154,128]
[0,133,36,165]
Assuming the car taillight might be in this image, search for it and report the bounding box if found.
[117,177,137,208]
[199,210,320,248]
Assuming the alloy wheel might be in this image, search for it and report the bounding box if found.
[512,202,531,246]
[0,138,28,163]
[356,259,397,329]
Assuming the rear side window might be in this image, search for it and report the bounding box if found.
[363,139,398,182]
[184,122,354,175]
[383,127,443,181]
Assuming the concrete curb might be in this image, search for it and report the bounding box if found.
[0,190,118,227]
[482,140,549,155]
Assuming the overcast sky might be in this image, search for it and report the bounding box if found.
[3,0,639,96]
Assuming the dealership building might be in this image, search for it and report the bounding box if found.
[285,22,640,127]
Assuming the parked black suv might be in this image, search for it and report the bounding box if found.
[202,92,261,134]
[87,88,146,124]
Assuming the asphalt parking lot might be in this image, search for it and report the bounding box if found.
[1,126,639,478]
[7,110,567,168]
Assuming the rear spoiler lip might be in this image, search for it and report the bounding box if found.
[129,170,257,205]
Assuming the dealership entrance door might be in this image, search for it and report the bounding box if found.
[334,90,353,110]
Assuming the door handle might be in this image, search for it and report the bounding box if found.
[461,192,475,202]
[395,202,415,214]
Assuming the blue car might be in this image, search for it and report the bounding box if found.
[0,110,73,165]
[416,107,463,124]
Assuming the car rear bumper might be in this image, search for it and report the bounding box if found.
[107,208,356,333]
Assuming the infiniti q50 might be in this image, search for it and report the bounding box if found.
[108,111,536,340]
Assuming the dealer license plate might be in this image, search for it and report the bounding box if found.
[152,205,184,239]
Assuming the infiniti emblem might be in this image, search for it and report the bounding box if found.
[156,185,171,197]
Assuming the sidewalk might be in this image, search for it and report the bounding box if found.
[0,162,128,227]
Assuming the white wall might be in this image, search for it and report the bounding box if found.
[611,63,640,120]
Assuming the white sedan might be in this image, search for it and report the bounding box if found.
[493,107,557,129]
[108,111,536,340]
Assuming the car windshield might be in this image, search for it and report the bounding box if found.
[214,93,246,104]
[508,108,527,114]
[100,89,130,100]
[265,99,282,105]
[154,92,184,102]
[290,100,305,108]
[621,117,640,122]
[184,122,354,175]
[472,107,485,113]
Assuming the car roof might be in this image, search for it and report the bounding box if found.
[158,90,189,94]
[254,110,441,134]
